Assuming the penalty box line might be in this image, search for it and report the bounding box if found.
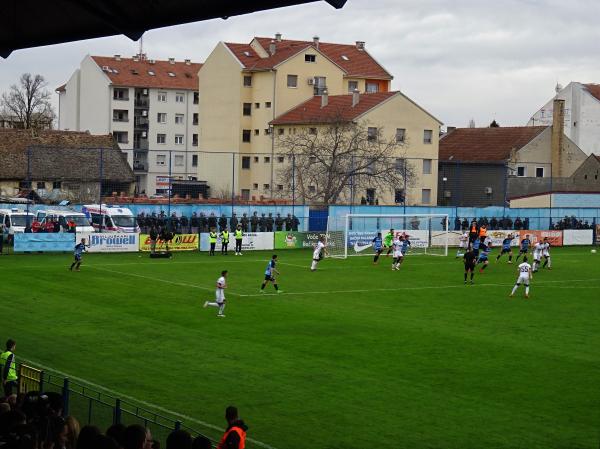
[19,358,279,449]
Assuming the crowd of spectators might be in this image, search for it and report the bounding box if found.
[552,216,593,230]
[0,391,228,449]
[137,211,300,234]
[453,216,530,231]
[24,219,76,234]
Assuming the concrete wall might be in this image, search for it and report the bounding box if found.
[438,162,508,207]
[59,69,80,131]
[79,56,111,135]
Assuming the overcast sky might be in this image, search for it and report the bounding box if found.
[1,0,599,128]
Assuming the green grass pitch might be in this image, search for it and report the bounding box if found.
[2,247,600,448]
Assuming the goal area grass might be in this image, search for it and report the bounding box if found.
[2,247,599,448]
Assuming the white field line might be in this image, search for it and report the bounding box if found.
[238,278,600,297]
[21,357,278,449]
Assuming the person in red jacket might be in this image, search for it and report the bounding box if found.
[218,406,248,449]
[44,219,55,233]
[31,219,41,233]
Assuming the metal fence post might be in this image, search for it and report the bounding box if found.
[292,155,296,218]
[62,378,70,417]
[99,148,104,233]
[26,147,32,229]
[168,151,172,220]
[115,399,122,425]
[231,152,235,218]
[39,371,45,393]
[174,421,181,431]
[549,162,553,230]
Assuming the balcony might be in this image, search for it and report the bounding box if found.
[133,140,149,151]
[134,99,149,108]
[133,163,147,172]
[134,117,149,130]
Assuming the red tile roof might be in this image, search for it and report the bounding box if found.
[225,37,392,80]
[90,56,202,90]
[439,126,547,162]
[270,91,399,125]
[584,84,600,102]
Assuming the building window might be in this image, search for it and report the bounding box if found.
[366,82,378,93]
[175,92,185,103]
[309,185,316,193]
[253,183,258,189]
[174,155,184,166]
[278,156,285,163]
[52,181,62,189]
[175,135,184,145]
[242,156,251,169]
[264,128,271,135]
[157,113,167,123]
[535,167,545,178]
[396,128,406,143]
[193,113,198,125]
[243,103,252,116]
[366,188,375,203]
[313,76,327,95]
[243,75,252,87]
[264,157,270,163]
[192,134,198,146]
[113,131,128,144]
[263,184,270,190]
[175,114,184,124]
[156,154,166,166]
[309,127,317,135]
[395,158,406,173]
[423,159,432,174]
[255,102,260,109]
[305,54,316,63]
[254,129,259,136]
[193,92,199,104]
[348,80,358,93]
[192,155,198,167]
[278,128,284,136]
[157,133,166,144]
[19,181,32,189]
[37,182,46,189]
[287,74,298,88]
[253,156,259,163]
[277,184,284,191]
[157,91,167,102]
[112,109,128,122]
[242,130,251,143]
[395,189,405,204]
[265,102,271,108]
[517,166,526,177]
[367,127,378,142]
[113,88,128,100]
[421,188,431,204]
[241,189,250,200]
[423,129,433,144]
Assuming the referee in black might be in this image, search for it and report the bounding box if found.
[463,245,477,284]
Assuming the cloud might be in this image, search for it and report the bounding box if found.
[1,0,599,128]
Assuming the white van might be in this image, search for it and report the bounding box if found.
[0,208,36,240]
[82,204,139,233]
[39,210,95,233]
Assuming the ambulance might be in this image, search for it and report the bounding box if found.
[0,208,36,240]
[82,204,139,233]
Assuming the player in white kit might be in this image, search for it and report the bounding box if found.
[204,270,228,317]
[456,232,468,258]
[310,236,327,271]
[392,236,403,270]
[532,241,543,272]
[541,237,552,270]
[510,256,533,298]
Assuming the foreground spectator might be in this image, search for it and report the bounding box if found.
[91,434,120,449]
[106,423,126,447]
[217,406,247,449]
[65,416,80,449]
[192,435,212,449]
[166,429,192,449]
[76,425,101,449]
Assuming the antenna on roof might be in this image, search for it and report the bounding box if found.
[139,35,143,58]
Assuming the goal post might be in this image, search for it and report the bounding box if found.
[326,214,449,259]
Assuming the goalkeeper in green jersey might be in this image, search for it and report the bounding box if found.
[383,229,395,257]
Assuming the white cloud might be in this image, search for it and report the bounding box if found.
[1,0,599,128]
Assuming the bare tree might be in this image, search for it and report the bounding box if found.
[275,117,416,205]
[0,73,55,129]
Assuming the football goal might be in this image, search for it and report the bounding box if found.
[326,214,449,259]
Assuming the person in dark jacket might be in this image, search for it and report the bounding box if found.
[208,213,217,230]
[292,214,300,231]
[240,214,249,232]
[285,214,293,231]
[229,213,238,231]
[217,406,248,449]
[199,213,208,233]
[259,214,267,232]
[250,212,259,232]
[266,213,274,232]
[149,226,158,253]
[218,214,228,232]
[275,214,284,231]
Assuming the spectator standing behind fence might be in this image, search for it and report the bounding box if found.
[230,213,238,231]
[266,213,274,232]
[217,406,247,449]
[191,212,200,234]
[275,213,284,231]
[241,213,249,232]
[208,213,217,231]
[285,214,292,231]
[0,339,18,397]
[259,213,267,232]
[219,214,227,232]
[292,214,300,231]
[250,212,258,232]
[200,213,208,233]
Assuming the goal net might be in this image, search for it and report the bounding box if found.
[326,214,449,259]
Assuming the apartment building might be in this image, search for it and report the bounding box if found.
[270,90,442,205]
[198,34,398,202]
[57,54,202,194]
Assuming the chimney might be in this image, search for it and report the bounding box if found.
[446,126,456,134]
[313,36,320,49]
[551,99,565,177]
[355,41,365,51]
[114,54,121,61]
[169,57,175,64]
[275,32,282,42]
[269,40,276,56]
[352,88,360,107]
[321,89,328,108]
[184,59,191,65]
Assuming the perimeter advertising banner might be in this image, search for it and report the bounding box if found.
[77,232,139,252]
[519,230,563,246]
[139,234,199,251]
[274,231,329,249]
[200,232,273,251]
[347,230,429,251]
[486,230,520,247]
[14,233,75,252]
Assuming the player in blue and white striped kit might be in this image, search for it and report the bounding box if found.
[69,238,87,272]
[496,234,515,264]
[372,232,384,264]
[260,254,282,293]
